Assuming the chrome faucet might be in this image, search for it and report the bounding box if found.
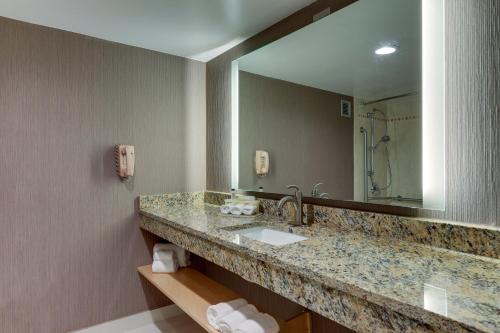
[311,182,329,199]
[277,185,304,226]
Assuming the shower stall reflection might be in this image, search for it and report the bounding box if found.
[356,93,423,207]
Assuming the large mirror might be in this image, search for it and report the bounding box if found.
[232,0,445,211]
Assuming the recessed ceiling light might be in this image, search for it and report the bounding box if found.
[375,45,398,55]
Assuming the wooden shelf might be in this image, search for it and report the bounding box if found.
[137,265,311,333]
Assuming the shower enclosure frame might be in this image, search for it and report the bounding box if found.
[360,108,391,201]
[360,94,423,204]
[359,97,423,202]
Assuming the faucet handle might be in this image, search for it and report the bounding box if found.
[311,182,323,196]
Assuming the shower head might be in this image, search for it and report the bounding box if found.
[367,108,386,118]
[374,135,391,150]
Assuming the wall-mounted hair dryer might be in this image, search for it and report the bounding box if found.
[255,150,269,177]
[115,145,135,180]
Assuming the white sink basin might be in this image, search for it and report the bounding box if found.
[233,227,307,246]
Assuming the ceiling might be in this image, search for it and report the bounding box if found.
[238,0,421,101]
[0,0,314,62]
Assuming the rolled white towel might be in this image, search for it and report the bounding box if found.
[235,313,279,333]
[220,204,232,214]
[153,243,190,267]
[152,257,178,273]
[217,304,258,333]
[230,204,244,216]
[206,298,248,330]
[241,204,257,216]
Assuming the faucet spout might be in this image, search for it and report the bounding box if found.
[277,196,297,212]
[277,185,304,226]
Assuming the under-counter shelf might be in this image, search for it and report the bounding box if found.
[137,265,311,333]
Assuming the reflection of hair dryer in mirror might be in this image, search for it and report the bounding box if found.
[255,150,269,177]
[115,145,135,180]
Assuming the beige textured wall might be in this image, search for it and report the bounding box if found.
[0,17,206,333]
[239,71,353,197]
[206,0,500,226]
[438,0,500,225]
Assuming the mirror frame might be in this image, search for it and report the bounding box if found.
[240,190,422,217]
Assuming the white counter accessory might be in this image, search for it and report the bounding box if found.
[241,205,257,216]
[220,204,232,214]
[223,199,260,216]
[151,250,178,273]
[207,298,248,330]
[153,243,190,267]
[235,313,280,333]
[230,204,245,215]
[217,304,258,333]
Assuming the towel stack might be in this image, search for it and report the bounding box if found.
[152,243,190,273]
[220,196,260,216]
[207,298,279,333]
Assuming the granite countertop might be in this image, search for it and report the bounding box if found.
[139,202,499,333]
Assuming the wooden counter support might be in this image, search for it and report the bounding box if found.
[137,265,311,333]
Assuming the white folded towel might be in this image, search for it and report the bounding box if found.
[241,204,257,216]
[230,204,244,216]
[153,249,175,261]
[220,204,232,214]
[217,304,258,333]
[207,298,248,330]
[235,313,279,333]
[152,257,178,273]
[153,243,190,267]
